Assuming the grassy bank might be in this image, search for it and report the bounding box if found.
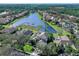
[17,25,39,33]
[47,22,71,36]
[37,13,71,37]
[3,14,29,29]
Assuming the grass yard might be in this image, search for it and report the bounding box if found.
[47,22,71,36]
[17,24,39,33]
[23,44,33,53]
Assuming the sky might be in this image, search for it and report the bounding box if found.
[0,0,79,4]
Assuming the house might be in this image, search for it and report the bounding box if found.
[0,11,10,17]
[1,27,17,34]
[68,15,77,22]
[45,15,51,21]
[16,29,33,36]
[23,30,33,35]
[0,18,9,24]
[50,16,55,21]
[54,36,70,44]
[15,10,28,18]
[0,16,14,24]
[43,12,57,22]
[31,31,48,42]
[75,32,79,39]
[43,12,48,20]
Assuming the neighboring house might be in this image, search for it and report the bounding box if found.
[23,30,33,35]
[1,27,17,33]
[75,32,79,39]
[43,12,56,22]
[32,31,48,42]
[68,15,77,22]
[0,10,28,24]
[0,16,14,24]
[49,16,56,22]
[0,11,11,17]
[43,12,48,20]
[16,29,33,36]
[54,36,70,44]
[0,18,9,24]
[15,11,28,18]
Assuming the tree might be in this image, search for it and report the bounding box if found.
[36,40,47,51]
[47,33,54,43]
[74,38,79,47]
[64,45,76,55]
[41,42,58,56]
[0,25,4,30]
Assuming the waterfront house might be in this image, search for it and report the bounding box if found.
[0,15,14,24]
[0,11,10,17]
[15,10,28,18]
[54,36,70,44]
[23,30,33,35]
[16,29,33,36]
[0,18,9,24]
[32,31,48,43]
[1,27,17,34]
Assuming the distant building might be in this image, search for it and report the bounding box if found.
[43,12,48,20]
[0,11,10,16]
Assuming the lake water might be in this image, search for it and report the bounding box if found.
[12,13,56,33]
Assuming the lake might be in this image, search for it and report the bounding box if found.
[12,13,56,33]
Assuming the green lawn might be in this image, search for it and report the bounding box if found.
[47,22,71,36]
[17,24,39,33]
[3,24,11,28]
[23,44,33,53]
[37,13,42,19]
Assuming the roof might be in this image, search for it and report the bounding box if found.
[60,36,70,41]
[23,30,33,35]
[50,16,54,20]
[55,36,70,41]
[2,27,16,33]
